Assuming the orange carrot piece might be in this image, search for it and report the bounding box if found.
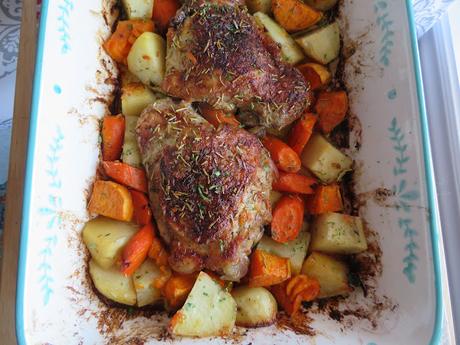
[153,265,172,290]
[296,63,331,91]
[162,273,198,309]
[102,115,125,161]
[287,113,317,155]
[152,0,181,33]
[103,20,155,64]
[272,0,322,33]
[262,135,301,173]
[121,223,155,276]
[198,103,240,128]
[305,183,343,214]
[273,172,317,194]
[271,195,304,243]
[315,91,349,134]
[102,161,148,193]
[270,275,320,315]
[130,190,152,225]
[148,236,169,267]
[248,249,291,287]
[88,180,133,221]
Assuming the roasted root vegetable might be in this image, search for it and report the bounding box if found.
[301,133,352,183]
[130,190,152,225]
[88,180,134,221]
[262,135,301,173]
[272,0,322,33]
[169,272,237,337]
[305,183,343,214]
[304,0,338,11]
[301,252,352,298]
[253,12,304,65]
[315,90,348,133]
[270,274,320,315]
[295,22,340,64]
[246,0,272,14]
[122,0,154,19]
[271,195,304,243]
[103,20,155,64]
[102,115,125,161]
[102,161,148,193]
[257,222,310,274]
[248,249,291,287]
[121,82,161,117]
[287,113,317,155]
[162,273,198,310]
[152,0,181,33]
[133,258,163,307]
[231,286,277,327]
[310,212,367,254]
[121,223,155,276]
[127,32,166,87]
[148,236,169,267]
[89,259,137,306]
[297,63,331,91]
[82,216,138,269]
[198,103,240,128]
[122,115,142,167]
[272,172,316,194]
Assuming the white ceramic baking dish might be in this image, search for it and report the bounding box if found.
[15,0,442,344]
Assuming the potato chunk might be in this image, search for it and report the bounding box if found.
[310,212,367,254]
[301,252,351,298]
[232,286,277,327]
[89,259,137,305]
[122,115,142,167]
[127,32,166,87]
[133,259,163,307]
[122,0,154,19]
[169,272,237,337]
[121,82,161,117]
[295,22,340,64]
[301,133,352,183]
[82,217,138,269]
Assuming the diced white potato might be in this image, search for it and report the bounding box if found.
[122,0,154,19]
[295,22,340,64]
[133,259,163,307]
[269,190,283,208]
[310,212,367,254]
[89,259,137,305]
[231,286,277,327]
[253,12,304,65]
[122,82,161,117]
[169,272,237,337]
[304,0,338,11]
[82,217,138,269]
[127,32,166,88]
[246,0,272,14]
[257,223,310,274]
[122,115,142,167]
[301,252,351,298]
[301,133,352,183]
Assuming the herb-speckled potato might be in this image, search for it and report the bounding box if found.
[122,115,142,167]
[122,0,154,19]
[295,22,340,64]
[121,82,161,117]
[133,258,163,307]
[231,286,277,327]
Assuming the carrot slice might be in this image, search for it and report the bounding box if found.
[121,223,155,276]
[148,236,169,267]
[305,183,343,214]
[88,180,133,221]
[272,0,322,33]
[287,113,317,155]
[103,20,155,64]
[152,0,181,33]
[162,273,198,309]
[262,135,301,173]
[102,161,148,193]
[102,115,125,161]
[198,103,240,128]
[296,63,331,91]
[248,249,291,287]
[130,190,152,225]
[271,195,304,243]
[273,172,317,194]
[315,91,349,134]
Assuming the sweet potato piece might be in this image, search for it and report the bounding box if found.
[272,0,322,33]
[88,180,133,221]
[248,250,291,287]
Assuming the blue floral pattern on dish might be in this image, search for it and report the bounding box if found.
[57,0,73,54]
[374,0,394,67]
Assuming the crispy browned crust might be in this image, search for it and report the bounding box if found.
[162,0,311,130]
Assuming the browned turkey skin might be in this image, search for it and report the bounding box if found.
[161,0,312,130]
[136,99,274,281]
